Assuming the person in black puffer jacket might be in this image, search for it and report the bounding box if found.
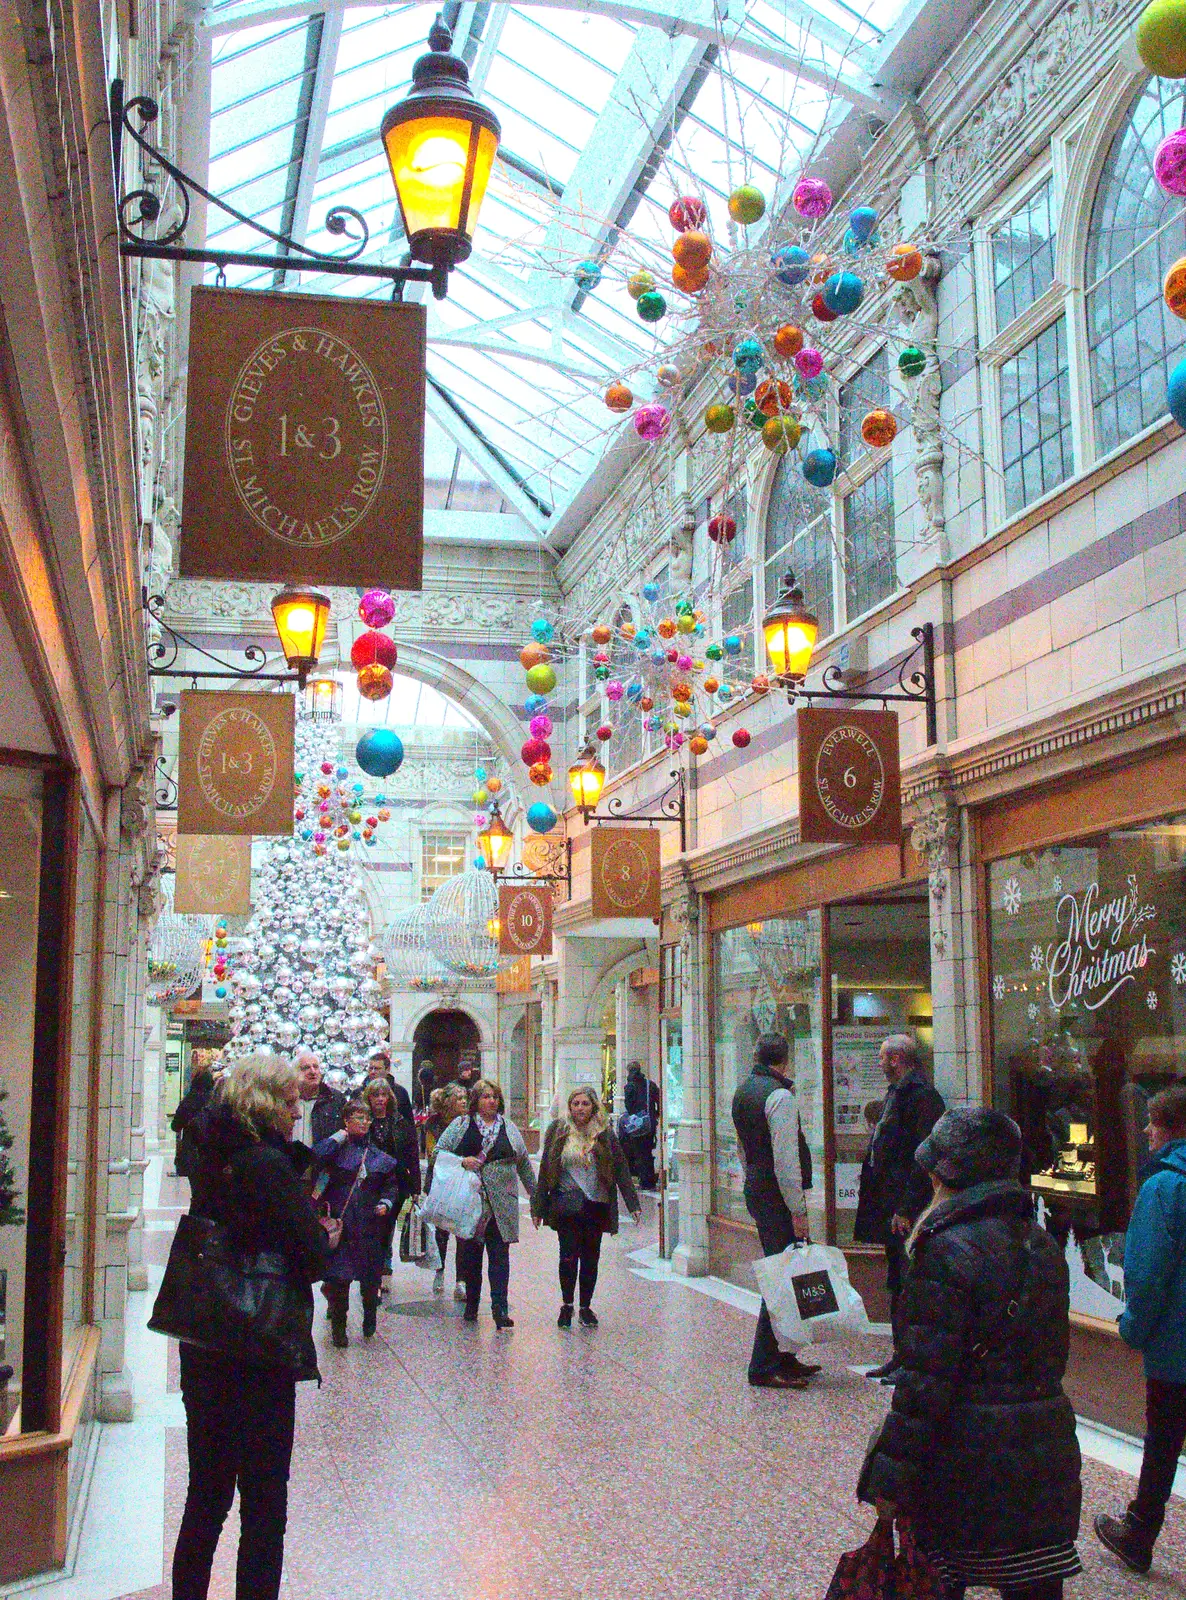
[168,1055,331,1600]
[861,1107,1082,1600]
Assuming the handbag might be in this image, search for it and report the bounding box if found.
[319,1150,368,1252]
[824,1518,895,1600]
[400,1201,427,1262]
[550,1182,586,1220]
[619,1110,651,1138]
[148,1212,317,1375]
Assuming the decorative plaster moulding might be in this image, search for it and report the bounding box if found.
[162,579,556,636]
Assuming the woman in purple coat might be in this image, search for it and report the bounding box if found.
[311,1100,402,1347]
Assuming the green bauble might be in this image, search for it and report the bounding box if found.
[898,345,927,378]
[1138,0,1186,74]
[637,291,667,323]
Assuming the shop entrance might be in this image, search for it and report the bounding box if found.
[412,1009,481,1101]
[827,891,932,1246]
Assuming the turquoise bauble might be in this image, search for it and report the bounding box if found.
[527,802,558,834]
[803,448,838,487]
[355,728,404,778]
[822,271,864,314]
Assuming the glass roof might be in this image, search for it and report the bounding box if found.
[337,671,487,728]
[203,0,912,526]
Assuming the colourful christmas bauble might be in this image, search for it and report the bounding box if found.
[1168,355,1186,425]
[752,675,770,695]
[592,623,612,644]
[657,363,682,387]
[521,737,551,765]
[358,588,395,628]
[744,400,766,432]
[320,761,333,774]
[673,230,712,270]
[762,415,802,452]
[640,695,654,711]
[792,176,832,218]
[519,641,551,669]
[802,447,838,487]
[634,403,671,441]
[357,663,393,701]
[527,802,558,833]
[529,713,553,738]
[350,629,397,670]
[898,345,927,378]
[773,324,804,359]
[657,618,676,639]
[703,676,720,694]
[689,735,708,755]
[812,292,839,323]
[605,381,633,412]
[795,346,824,380]
[606,680,624,702]
[627,269,656,300]
[1156,128,1186,194]
[1138,0,1186,75]
[705,402,736,433]
[772,245,811,286]
[723,635,742,656]
[861,409,898,448]
[669,195,707,230]
[574,259,602,290]
[733,337,763,372]
[472,789,488,806]
[822,271,864,314]
[728,184,765,224]
[531,617,554,643]
[708,513,736,543]
[887,243,924,282]
[525,692,548,714]
[355,728,404,778]
[672,262,709,294]
[706,642,723,661]
[755,378,794,416]
[525,662,557,694]
[621,622,636,640]
[848,205,879,241]
[1166,255,1186,317]
[726,370,756,398]
[732,728,751,748]
[636,291,667,323]
[486,777,502,794]
[529,761,553,786]
[642,581,660,601]
[596,724,613,742]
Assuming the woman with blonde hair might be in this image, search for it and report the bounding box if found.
[154,1053,331,1600]
[434,1078,536,1328]
[533,1084,641,1328]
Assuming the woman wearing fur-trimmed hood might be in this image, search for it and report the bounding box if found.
[532,1084,641,1329]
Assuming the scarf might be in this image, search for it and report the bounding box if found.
[477,1113,504,1158]
[561,1110,607,1168]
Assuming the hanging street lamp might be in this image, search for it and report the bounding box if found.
[476,799,515,875]
[567,745,607,820]
[304,675,342,721]
[761,571,819,687]
[380,15,502,300]
[270,585,331,689]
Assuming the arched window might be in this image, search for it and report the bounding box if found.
[764,455,834,639]
[1086,78,1186,456]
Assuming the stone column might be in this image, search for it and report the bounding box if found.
[552,1026,605,1101]
[910,789,976,1109]
[670,876,709,1277]
[535,974,557,1127]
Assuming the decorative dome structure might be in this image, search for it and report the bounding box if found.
[146,885,212,1007]
[422,869,520,980]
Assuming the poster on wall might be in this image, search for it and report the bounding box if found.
[174,834,253,914]
[831,1025,886,1140]
[179,287,425,589]
[798,708,901,845]
[177,690,294,838]
[590,827,661,921]
[498,883,552,957]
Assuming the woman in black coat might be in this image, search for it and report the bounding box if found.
[619,1060,660,1189]
[862,1107,1081,1600]
[166,1054,332,1600]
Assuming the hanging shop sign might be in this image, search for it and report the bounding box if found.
[177,690,295,837]
[174,833,253,915]
[179,287,425,589]
[496,955,533,995]
[797,708,901,846]
[591,826,662,921]
[498,883,552,957]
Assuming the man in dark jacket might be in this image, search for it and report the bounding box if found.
[1097,1083,1186,1573]
[858,1033,945,1380]
[292,1052,345,1149]
[172,1058,218,1178]
[731,1034,819,1389]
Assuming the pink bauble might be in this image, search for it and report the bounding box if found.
[606,681,625,702]
[529,713,553,738]
[669,731,685,748]
[596,724,613,741]
[795,346,824,379]
[633,403,671,442]
[358,588,396,628]
[1155,129,1186,196]
[792,176,832,219]
[474,812,489,829]
[676,653,693,672]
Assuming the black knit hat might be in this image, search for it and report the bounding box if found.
[914,1107,1022,1190]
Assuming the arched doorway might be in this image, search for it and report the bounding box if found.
[413,1008,481,1104]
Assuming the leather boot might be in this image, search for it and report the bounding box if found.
[1095,1511,1156,1573]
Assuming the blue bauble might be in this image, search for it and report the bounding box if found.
[1170,358,1186,427]
[717,683,734,701]
[355,728,405,778]
[848,205,878,242]
[531,617,554,643]
[352,781,364,794]
[823,271,864,314]
[525,692,547,714]
[642,581,660,601]
[772,244,810,285]
[723,634,742,657]
[726,370,757,397]
[844,227,880,255]
[527,802,559,834]
[650,648,667,665]
[626,680,643,701]
[794,371,828,402]
[802,447,838,487]
[336,765,349,779]
[474,856,487,870]
[574,259,602,291]
[733,337,763,373]
[634,629,651,649]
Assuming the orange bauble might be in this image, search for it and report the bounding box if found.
[605,381,633,412]
[528,761,553,786]
[861,408,898,448]
[751,674,770,694]
[887,243,924,282]
[689,735,709,755]
[672,262,710,293]
[357,663,393,701]
[773,324,804,359]
[810,252,832,283]
[657,619,676,639]
[671,681,692,701]
[755,378,794,416]
[640,696,654,712]
[621,621,636,640]
[672,230,713,270]
[519,642,551,669]
[591,623,612,644]
[703,676,720,694]
[1166,256,1186,319]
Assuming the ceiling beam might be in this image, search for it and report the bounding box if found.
[426,329,605,380]
[283,4,342,264]
[425,381,552,533]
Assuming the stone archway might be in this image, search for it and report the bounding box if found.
[412,1007,483,1104]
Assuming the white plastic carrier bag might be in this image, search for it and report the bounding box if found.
[752,1242,871,1348]
[418,1149,484,1240]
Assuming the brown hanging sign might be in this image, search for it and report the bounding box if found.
[174,834,253,915]
[498,883,552,957]
[797,707,901,845]
[590,827,662,921]
[177,690,295,838]
[178,286,425,589]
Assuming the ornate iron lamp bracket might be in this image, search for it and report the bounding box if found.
[585,768,687,854]
[501,839,573,895]
[143,589,297,686]
[110,80,441,296]
[783,622,938,746]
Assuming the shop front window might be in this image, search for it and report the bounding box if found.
[712,915,823,1225]
[989,816,1186,1321]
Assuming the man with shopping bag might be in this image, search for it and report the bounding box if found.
[731,1034,820,1389]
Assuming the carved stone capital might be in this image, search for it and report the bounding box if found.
[910,792,962,958]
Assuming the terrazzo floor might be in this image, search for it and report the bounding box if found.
[107,1182,1186,1600]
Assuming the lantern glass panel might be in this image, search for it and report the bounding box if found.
[384,115,498,242]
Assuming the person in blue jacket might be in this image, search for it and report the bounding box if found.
[1096,1082,1186,1573]
[311,1099,403,1348]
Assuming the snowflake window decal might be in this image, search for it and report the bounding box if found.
[1147,990,1159,1011]
[1002,878,1022,916]
[992,974,1005,1001]
[1172,953,1186,987]
[1029,943,1044,971]
[1027,1002,1039,1020]
[1052,875,1063,894]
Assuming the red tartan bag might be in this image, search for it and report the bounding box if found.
[824,1518,945,1600]
[893,1520,945,1600]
